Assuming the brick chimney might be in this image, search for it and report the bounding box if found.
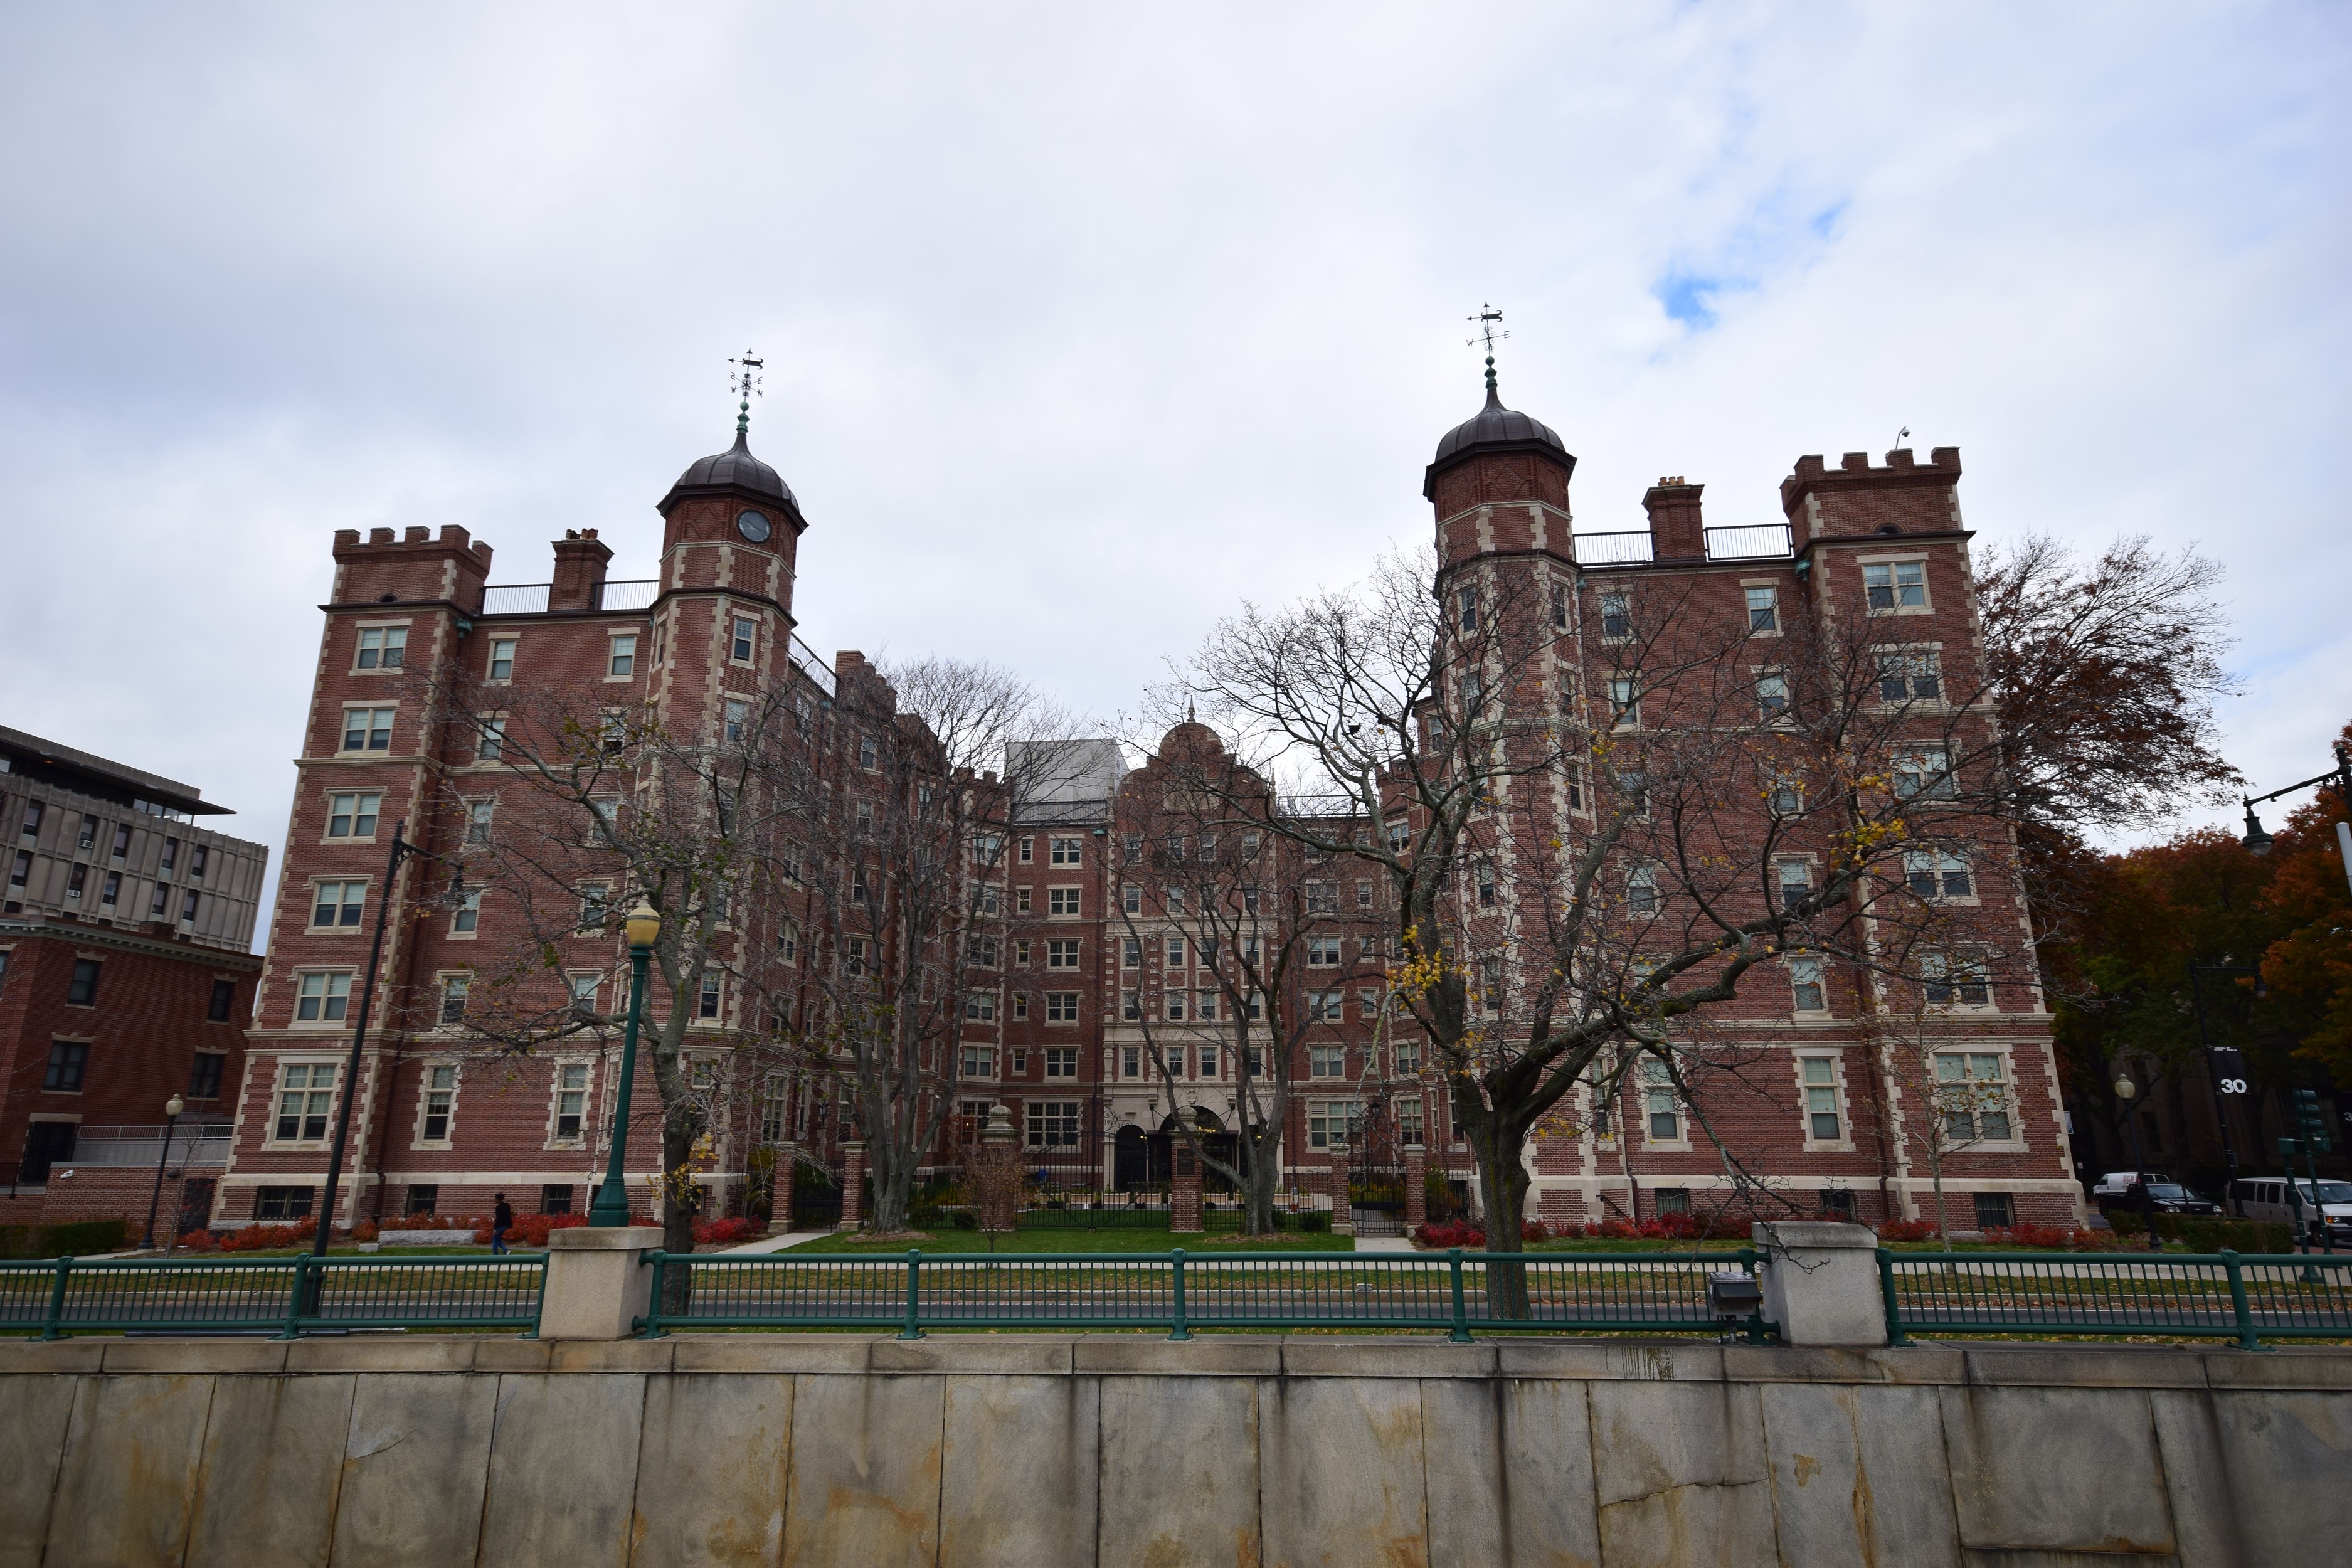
[550,529,613,612]
[1643,478,1705,561]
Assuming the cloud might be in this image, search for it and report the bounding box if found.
[0,1,2344,921]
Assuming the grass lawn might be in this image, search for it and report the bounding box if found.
[788,1227,1355,1255]
[136,1245,519,1259]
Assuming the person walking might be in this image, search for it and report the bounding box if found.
[490,1192,514,1254]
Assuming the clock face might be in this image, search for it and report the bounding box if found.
[736,509,773,544]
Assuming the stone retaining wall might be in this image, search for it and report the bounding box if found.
[1,1335,2346,1567]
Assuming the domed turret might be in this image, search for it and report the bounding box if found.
[658,428,800,521]
[1430,383,1571,470]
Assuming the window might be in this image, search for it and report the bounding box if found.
[1456,586,1479,634]
[1904,849,1973,899]
[697,972,723,1019]
[1745,586,1778,633]
[273,1064,337,1140]
[1863,561,1927,611]
[608,633,637,678]
[1027,1100,1082,1148]
[1877,649,1942,703]
[1049,837,1082,866]
[65,864,86,903]
[1199,1044,1219,1078]
[295,972,353,1022]
[543,1184,575,1217]
[1046,939,1081,970]
[1307,936,1340,968]
[20,800,43,839]
[1923,950,1990,1008]
[1247,992,1264,1022]
[1936,1053,2011,1140]
[1892,748,1956,800]
[1599,591,1631,639]
[1767,773,1804,817]
[1045,1047,1078,1078]
[188,1052,226,1099]
[731,615,757,662]
[148,882,169,918]
[256,1187,315,1222]
[206,978,236,1022]
[1308,1100,1362,1149]
[1552,585,1570,633]
[1655,1189,1692,1217]
[421,1066,457,1142]
[66,958,101,1006]
[1643,1061,1681,1142]
[1017,888,1034,916]
[440,975,469,1024]
[487,638,516,681]
[554,1064,590,1140]
[355,626,407,670]
[1607,677,1640,728]
[180,889,199,924]
[1014,939,1031,967]
[967,935,999,967]
[107,822,131,861]
[1461,670,1484,712]
[1789,956,1826,1014]
[475,716,507,762]
[844,938,868,977]
[1313,991,1345,1023]
[1818,1188,1855,1220]
[1165,992,1186,1020]
[577,883,612,933]
[1310,1044,1343,1078]
[449,888,481,936]
[961,1044,994,1079]
[8,850,27,888]
[312,880,366,930]
[1049,887,1081,916]
[600,712,627,755]
[343,706,396,753]
[43,1041,88,1091]
[1802,1057,1843,1140]
[1121,937,1142,969]
[1197,990,1217,1022]
[569,973,600,1020]
[965,991,996,1022]
[1017,837,1034,864]
[1626,866,1659,916]
[1476,862,1497,908]
[160,837,179,876]
[1046,992,1080,1022]
[723,699,748,744]
[1162,935,1185,967]
[322,793,383,844]
[99,870,120,906]
[1755,673,1789,719]
[1776,861,1811,912]
[1121,884,1142,915]
[858,734,879,770]
[1121,1046,1142,1078]
[1973,1192,2015,1232]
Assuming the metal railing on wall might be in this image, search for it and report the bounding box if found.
[1,1254,546,1340]
[1878,1249,2352,1350]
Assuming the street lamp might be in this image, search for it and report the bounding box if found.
[2238,743,2352,895]
[2112,1073,2161,1251]
[590,899,663,1227]
[142,1093,185,1249]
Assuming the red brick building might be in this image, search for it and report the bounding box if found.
[0,728,265,1234]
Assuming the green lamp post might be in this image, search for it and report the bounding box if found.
[590,899,662,1227]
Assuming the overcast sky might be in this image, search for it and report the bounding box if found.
[3,3,2345,934]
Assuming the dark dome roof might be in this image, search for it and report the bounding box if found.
[659,429,798,516]
[1433,384,1570,467]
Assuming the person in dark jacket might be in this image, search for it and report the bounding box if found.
[490,1193,514,1254]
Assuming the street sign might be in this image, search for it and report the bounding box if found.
[2209,1046,2248,1093]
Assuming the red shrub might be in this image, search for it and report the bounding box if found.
[174,1229,218,1253]
[1589,1217,1639,1240]
[1412,1219,1488,1249]
[692,1215,756,1247]
[1518,1219,1552,1244]
[1877,1220,1939,1242]
[351,1221,379,1243]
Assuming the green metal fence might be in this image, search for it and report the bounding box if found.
[637,1248,1773,1342]
[0,1254,546,1340]
[1878,1249,2352,1349]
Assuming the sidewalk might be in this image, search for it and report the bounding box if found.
[718,1231,831,1254]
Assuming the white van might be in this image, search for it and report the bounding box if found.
[2230,1177,2352,1242]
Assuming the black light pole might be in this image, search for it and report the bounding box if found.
[2113,1072,2162,1251]
[589,900,662,1226]
[141,1093,185,1249]
[2188,965,2262,1215]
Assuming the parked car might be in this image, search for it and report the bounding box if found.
[2230,1177,2352,1242]
[2089,1172,2219,1217]
[2089,1170,2165,1202]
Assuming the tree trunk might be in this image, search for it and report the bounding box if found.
[869,1157,911,1235]
[1928,1145,1949,1250]
[1242,1130,1278,1236]
[659,1118,697,1315]
[1473,1118,1532,1320]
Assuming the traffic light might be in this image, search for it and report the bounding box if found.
[2291,1088,2334,1153]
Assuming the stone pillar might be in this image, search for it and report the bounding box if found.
[1170,1138,1203,1235]
[1751,1220,1888,1347]
[975,1105,1020,1236]
[763,1143,799,1237]
[539,1225,664,1340]
[838,1141,866,1232]
[1327,1140,1354,1236]
[1404,1143,1428,1231]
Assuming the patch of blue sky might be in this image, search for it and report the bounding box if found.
[1651,194,1848,334]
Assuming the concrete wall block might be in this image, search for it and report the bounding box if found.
[2147,1391,2250,1568]
[0,1375,78,1568]
[1758,1382,1961,1568]
[1097,1375,1260,1568]
[939,1374,1099,1566]
[1256,1377,1429,1568]
[2198,1390,2352,1564]
[46,1372,215,1568]
[186,1373,357,1568]
[668,1334,881,1374]
[781,1373,944,1568]
[1939,1385,2176,1557]
[629,1374,793,1568]
[1422,1375,1606,1568]
[1589,1381,1775,1568]
[479,1374,646,1568]
[331,1372,499,1568]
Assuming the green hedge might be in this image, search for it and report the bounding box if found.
[0,1219,132,1259]
[2110,1212,2296,1253]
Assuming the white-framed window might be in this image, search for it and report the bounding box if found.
[341,705,396,753]
[1165,992,1186,1021]
[1607,677,1640,729]
[1922,948,1991,1009]
[1642,1060,1683,1143]
[1046,991,1080,1022]
[1800,1056,1845,1143]
[1121,1046,1143,1078]
[465,799,494,844]
[1197,990,1218,1022]
[292,972,354,1025]
[1394,1041,1422,1076]
[1121,936,1141,969]
[1121,989,1141,1020]
[354,625,408,671]
[1046,938,1081,970]
[419,1064,458,1144]
[1395,1097,1425,1145]
[1475,861,1497,908]
[961,1044,995,1079]
[967,934,999,968]
[1863,560,1929,612]
[697,972,723,1019]
[577,882,612,933]
[309,879,366,930]
[1315,990,1347,1022]
[1359,992,1381,1019]
[607,633,638,679]
[553,1062,591,1142]
[1122,884,1143,916]
[1755,672,1790,719]
[1789,956,1826,1014]
[1247,992,1264,1021]
[1905,848,1974,900]
[1049,837,1082,866]
[723,698,749,744]
[965,991,996,1022]
[1307,1099,1362,1149]
[1307,936,1340,968]
[1455,585,1479,634]
[731,615,757,664]
[1199,1044,1219,1078]
[568,973,600,1020]
[1626,865,1660,916]
[1599,590,1632,639]
[272,1062,339,1142]
[1745,585,1778,633]
[1935,1052,2012,1141]
[1893,747,1956,800]
[438,974,470,1025]
[475,716,507,763]
[1045,1047,1078,1078]
[1165,935,1185,967]
[1776,860,1811,912]
[1551,583,1570,633]
[487,637,517,682]
[1049,886,1081,916]
[1027,1100,1082,1148]
[1310,1044,1343,1078]
[845,937,868,977]
[1877,647,1942,702]
[450,889,482,936]
[1767,771,1804,817]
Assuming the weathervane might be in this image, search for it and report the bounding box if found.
[1465,304,1507,398]
[729,347,765,438]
